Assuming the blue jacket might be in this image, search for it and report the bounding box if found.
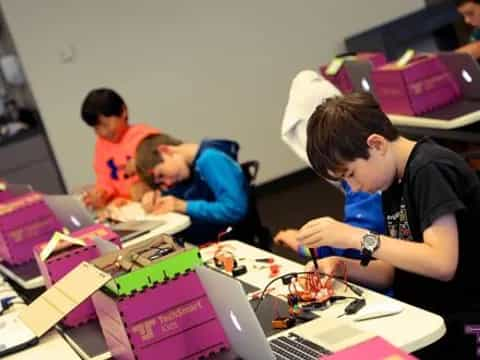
[166,140,248,244]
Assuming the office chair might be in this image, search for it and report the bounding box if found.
[227,161,273,251]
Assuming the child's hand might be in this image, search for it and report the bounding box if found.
[274,229,300,252]
[298,216,363,249]
[82,188,110,210]
[152,195,186,214]
[130,181,151,202]
[305,256,342,276]
[141,190,162,213]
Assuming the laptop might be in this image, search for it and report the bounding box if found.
[43,195,166,243]
[437,52,480,100]
[343,60,376,94]
[196,266,374,360]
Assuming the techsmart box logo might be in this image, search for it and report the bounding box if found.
[465,325,480,357]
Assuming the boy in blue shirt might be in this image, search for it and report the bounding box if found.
[136,134,248,245]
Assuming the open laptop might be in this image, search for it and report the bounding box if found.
[196,266,374,360]
[43,195,166,243]
[343,60,376,94]
[438,52,480,100]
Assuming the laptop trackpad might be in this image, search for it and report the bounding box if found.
[314,324,363,345]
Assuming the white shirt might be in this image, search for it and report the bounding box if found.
[281,70,341,165]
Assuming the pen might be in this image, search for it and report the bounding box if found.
[255,258,274,263]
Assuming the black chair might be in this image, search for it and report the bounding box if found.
[227,161,273,250]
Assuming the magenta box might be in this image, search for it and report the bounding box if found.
[0,192,63,265]
[33,224,121,327]
[371,55,461,116]
[92,271,230,360]
[320,52,387,93]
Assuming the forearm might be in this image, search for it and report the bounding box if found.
[338,258,394,290]
[456,42,480,59]
[352,229,455,281]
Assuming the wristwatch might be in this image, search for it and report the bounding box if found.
[360,231,380,266]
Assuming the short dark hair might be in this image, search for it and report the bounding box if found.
[80,88,126,127]
[136,133,183,187]
[306,92,399,181]
[455,0,480,7]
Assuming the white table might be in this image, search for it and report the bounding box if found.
[0,274,80,360]
[0,212,191,290]
[201,240,446,353]
[21,239,445,359]
[3,329,81,360]
[388,110,480,130]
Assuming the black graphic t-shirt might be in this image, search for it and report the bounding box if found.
[382,138,480,316]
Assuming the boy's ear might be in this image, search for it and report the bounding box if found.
[120,105,128,122]
[157,144,172,155]
[366,134,387,154]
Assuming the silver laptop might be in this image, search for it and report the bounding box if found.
[43,195,165,243]
[196,266,374,360]
[438,52,480,100]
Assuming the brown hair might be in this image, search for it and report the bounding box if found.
[135,133,183,187]
[306,92,399,181]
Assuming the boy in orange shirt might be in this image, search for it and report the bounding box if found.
[80,88,159,209]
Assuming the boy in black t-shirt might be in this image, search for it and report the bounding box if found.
[298,92,480,358]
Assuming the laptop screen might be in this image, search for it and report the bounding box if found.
[43,195,96,231]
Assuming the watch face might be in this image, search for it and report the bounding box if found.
[363,234,378,251]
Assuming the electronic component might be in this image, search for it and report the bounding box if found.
[337,298,366,318]
[281,274,297,285]
[232,265,247,277]
[345,298,366,314]
[269,264,280,277]
[296,310,318,322]
[272,317,296,329]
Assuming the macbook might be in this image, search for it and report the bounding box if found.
[43,195,165,243]
[196,266,374,360]
[437,52,480,100]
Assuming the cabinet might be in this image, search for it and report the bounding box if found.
[0,129,65,194]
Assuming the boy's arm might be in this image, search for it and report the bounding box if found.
[185,150,248,224]
[369,214,458,281]
[456,41,480,59]
[298,214,459,281]
[306,256,394,290]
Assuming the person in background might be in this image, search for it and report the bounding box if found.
[274,71,387,291]
[455,0,480,58]
[80,88,159,209]
[299,92,480,357]
[136,134,249,245]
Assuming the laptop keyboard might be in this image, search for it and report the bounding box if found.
[269,332,332,360]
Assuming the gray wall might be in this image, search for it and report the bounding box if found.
[1,0,424,191]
